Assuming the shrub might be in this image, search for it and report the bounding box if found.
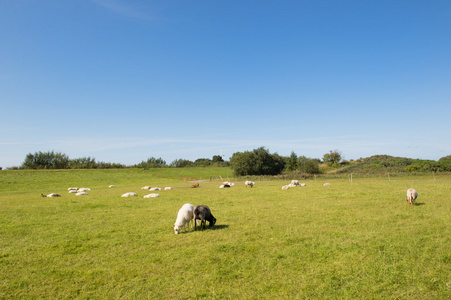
[230,147,285,176]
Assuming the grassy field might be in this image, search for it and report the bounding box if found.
[1,169,450,299]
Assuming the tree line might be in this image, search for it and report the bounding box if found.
[7,149,451,175]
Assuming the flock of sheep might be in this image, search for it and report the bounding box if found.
[41,180,419,236]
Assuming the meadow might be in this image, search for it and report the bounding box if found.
[0,169,450,299]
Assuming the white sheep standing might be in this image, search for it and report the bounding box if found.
[174,203,194,234]
[245,180,255,188]
[291,180,300,186]
[406,188,418,205]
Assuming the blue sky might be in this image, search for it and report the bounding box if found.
[1,0,450,167]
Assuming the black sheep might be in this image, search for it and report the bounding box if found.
[193,205,216,231]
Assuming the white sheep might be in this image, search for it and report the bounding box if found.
[406,188,418,205]
[68,187,78,191]
[68,190,77,193]
[109,185,116,188]
[150,187,162,191]
[323,183,331,187]
[121,192,137,197]
[300,183,307,187]
[282,185,289,190]
[164,187,172,190]
[78,188,91,192]
[143,193,160,198]
[41,193,62,197]
[288,183,297,188]
[75,192,88,196]
[245,180,255,188]
[174,203,194,234]
[141,186,151,190]
[291,180,300,186]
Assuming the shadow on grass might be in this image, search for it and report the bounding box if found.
[414,202,426,206]
[193,224,229,231]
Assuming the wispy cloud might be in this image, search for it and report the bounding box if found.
[92,0,157,23]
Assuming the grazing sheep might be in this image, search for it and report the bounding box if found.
[291,180,300,186]
[109,185,116,188]
[323,183,331,187]
[223,181,235,186]
[164,187,172,190]
[68,187,78,191]
[300,183,307,187]
[68,190,77,193]
[190,183,200,188]
[245,180,255,188]
[406,188,418,205]
[143,193,160,198]
[282,185,289,190]
[150,187,162,191]
[41,193,62,197]
[193,205,216,231]
[121,192,137,197]
[141,186,151,190]
[174,203,194,234]
[75,192,88,196]
[78,188,91,192]
[288,183,297,188]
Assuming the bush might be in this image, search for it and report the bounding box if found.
[230,147,285,176]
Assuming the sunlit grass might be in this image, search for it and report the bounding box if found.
[0,169,450,299]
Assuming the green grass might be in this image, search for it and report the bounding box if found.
[1,169,450,299]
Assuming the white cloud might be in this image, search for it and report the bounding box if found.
[92,0,156,23]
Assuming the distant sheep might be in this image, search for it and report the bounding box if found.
[78,188,91,192]
[75,192,88,196]
[121,192,137,197]
[141,186,151,190]
[406,188,418,205]
[174,203,194,234]
[193,205,216,231]
[41,193,61,197]
[223,181,235,186]
[68,187,78,191]
[190,183,200,188]
[68,190,77,194]
[245,180,255,188]
[323,183,330,187]
[291,180,300,186]
[300,183,307,187]
[109,185,116,188]
[282,185,289,190]
[150,187,162,191]
[164,187,172,190]
[143,193,159,198]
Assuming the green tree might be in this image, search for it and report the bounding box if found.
[298,156,320,174]
[22,151,70,169]
[230,147,285,176]
[323,150,342,165]
[286,151,298,172]
[170,159,194,168]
